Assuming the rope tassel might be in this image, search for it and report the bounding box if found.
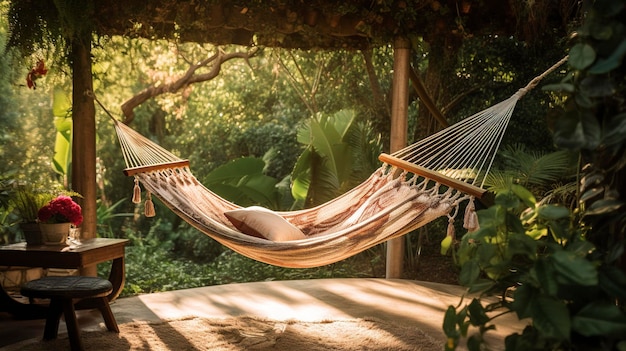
[447,217,455,239]
[132,178,142,204]
[463,197,479,232]
[145,192,156,217]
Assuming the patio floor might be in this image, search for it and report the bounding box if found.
[0,278,525,350]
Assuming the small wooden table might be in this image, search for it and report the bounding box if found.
[0,238,128,319]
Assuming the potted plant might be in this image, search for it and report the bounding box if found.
[10,184,56,245]
[9,183,81,245]
[37,195,83,245]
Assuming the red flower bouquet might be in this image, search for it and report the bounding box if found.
[37,195,83,226]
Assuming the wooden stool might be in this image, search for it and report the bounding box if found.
[20,276,119,351]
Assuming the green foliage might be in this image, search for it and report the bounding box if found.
[291,109,382,207]
[96,198,133,238]
[7,0,94,53]
[0,176,19,244]
[446,188,626,350]
[8,184,57,223]
[292,109,354,206]
[446,35,566,153]
[202,156,289,210]
[102,229,382,298]
[445,1,626,350]
[51,86,72,178]
[0,16,66,196]
[484,144,578,205]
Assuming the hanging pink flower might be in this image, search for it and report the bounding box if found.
[26,59,48,90]
[37,195,83,226]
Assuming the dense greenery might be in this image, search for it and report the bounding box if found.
[444,1,626,350]
[98,231,384,297]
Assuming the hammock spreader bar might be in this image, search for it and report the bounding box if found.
[378,153,487,198]
[123,160,190,176]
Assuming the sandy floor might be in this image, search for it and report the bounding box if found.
[0,278,525,350]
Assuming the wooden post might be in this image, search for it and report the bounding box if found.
[386,36,410,279]
[71,38,97,276]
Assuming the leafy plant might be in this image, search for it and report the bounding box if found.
[484,145,578,207]
[9,184,56,223]
[444,1,626,350]
[291,109,355,207]
[291,109,382,208]
[202,156,286,209]
[9,183,79,223]
[444,186,626,350]
[96,198,134,238]
[486,144,576,193]
[51,86,73,178]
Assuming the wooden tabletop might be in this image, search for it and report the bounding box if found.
[0,238,129,269]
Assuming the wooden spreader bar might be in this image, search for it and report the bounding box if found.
[378,153,486,199]
[123,160,190,176]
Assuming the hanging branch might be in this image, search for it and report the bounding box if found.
[361,48,388,115]
[408,66,449,128]
[121,47,259,124]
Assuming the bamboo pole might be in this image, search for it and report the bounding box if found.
[386,36,411,279]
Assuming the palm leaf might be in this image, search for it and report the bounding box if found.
[486,145,577,205]
[291,109,356,207]
[346,120,382,186]
[203,157,281,208]
[498,144,576,187]
[52,87,72,176]
[291,147,313,202]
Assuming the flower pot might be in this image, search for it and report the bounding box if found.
[20,222,44,245]
[39,222,70,245]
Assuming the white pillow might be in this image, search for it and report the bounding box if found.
[224,206,306,241]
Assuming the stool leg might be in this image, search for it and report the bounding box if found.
[62,299,84,351]
[96,297,119,333]
[43,299,63,340]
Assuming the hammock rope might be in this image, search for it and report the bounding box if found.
[91,56,567,268]
[381,55,569,195]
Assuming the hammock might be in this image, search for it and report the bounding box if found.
[101,57,567,268]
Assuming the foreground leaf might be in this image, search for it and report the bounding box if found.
[532,297,570,341]
[572,301,626,337]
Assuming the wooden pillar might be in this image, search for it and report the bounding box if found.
[71,38,97,276]
[386,36,410,279]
